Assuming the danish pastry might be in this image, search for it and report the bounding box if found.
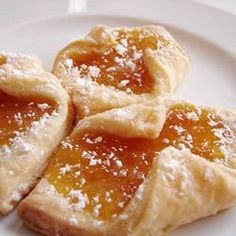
[0,53,72,214]
[18,97,236,235]
[53,25,190,118]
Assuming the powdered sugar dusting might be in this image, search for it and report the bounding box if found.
[0,93,58,158]
[68,189,89,211]
[46,129,155,220]
[45,104,235,222]
[161,104,235,165]
[62,27,162,95]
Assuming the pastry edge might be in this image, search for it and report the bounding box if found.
[0,52,74,214]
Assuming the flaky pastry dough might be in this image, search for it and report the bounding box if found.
[18,97,236,236]
[53,25,190,118]
[0,52,72,214]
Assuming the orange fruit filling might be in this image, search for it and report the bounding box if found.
[0,55,7,66]
[0,91,56,148]
[46,103,234,221]
[68,29,164,94]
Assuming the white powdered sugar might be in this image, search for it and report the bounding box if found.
[64,59,73,68]
[93,204,102,218]
[13,112,23,126]
[115,44,127,55]
[80,178,86,186]
[88,66,100,78]
[59,163,81,176]
[92,195,99,204]
[69,216,78,226]
[186,111,199,121]
[75,170,81,177]
[29,113,51,135]
[173,125,186,135]
[208,119,218,127]
[0,105,58,159]
[94,136,103,143]
[6,130,34,155]
[118,201,125,208]
[126,60,135,71]
[119,80,130,87]
[89,158,102,166]
[85,137,94,144]
[115,108,136,120]
[120,38,128,47]
[9,183,28,202]
[38,183,57,196]
[81,150,102,166]
[38,103,50,111]
[1,145,11,156]
[119,214,128,220]
[82,150,96,159]
[61,139,74,150]
[135,183,145,200]
[12,137,32,154]
[133,51,142,60]
[60,164,72,175]
[85,136,103,144]
[204,167,215,183]
[119,169,127,176]
[69,189,89,211]
[0,68,5,77]
[115,159,123,168]
[9,191,21,202]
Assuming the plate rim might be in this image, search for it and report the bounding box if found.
[0,2,236,236]
[0,12,236,60]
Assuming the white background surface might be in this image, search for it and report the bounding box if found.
[0,0,236,29]
[197,0,236,14]
[0,1,236,236]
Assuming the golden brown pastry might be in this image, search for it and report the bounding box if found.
[18,97,236,235]
[53,25,190,118]
[0,52,72,214]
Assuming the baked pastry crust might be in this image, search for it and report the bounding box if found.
[0,52,72,214]
[18,97,236,235]
[53,25,190,118]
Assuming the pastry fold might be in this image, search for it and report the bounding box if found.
[18,97,236,235]
[0,53,72,214]
[53,25,190,118]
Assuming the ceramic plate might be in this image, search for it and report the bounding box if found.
[0,1,236,235]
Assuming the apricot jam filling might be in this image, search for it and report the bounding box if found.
[0,91,56,148]
[0,55,7,66]
[68,29,165,94]
[46,103,234,221]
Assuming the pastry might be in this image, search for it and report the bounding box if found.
[53,25,190,118]
[18,97,236,235]
[0,53,72,214]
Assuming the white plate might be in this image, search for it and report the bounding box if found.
[0,1,236,236]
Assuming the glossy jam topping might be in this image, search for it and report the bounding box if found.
[156,104,233,162]
[0,55,6,66]
[46,103,234,221]
[68,29,165,94]
[0,91,56,148]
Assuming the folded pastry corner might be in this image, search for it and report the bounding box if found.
[18,96,236,235]
[0,52,73,214]
[53,25,190,118]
